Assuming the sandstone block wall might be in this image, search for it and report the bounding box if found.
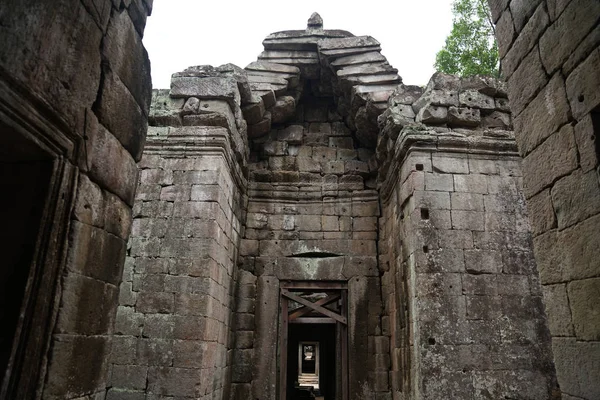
[109,106,246,399]
[223,19,410,400]
[0,1,151,399]
[381,146,555,399]
[377,74,557,399]
[4,4,593,400]
[236,97,388,400]
[0,5,578,398]
[489,0,600,398]
[108,14,563,400]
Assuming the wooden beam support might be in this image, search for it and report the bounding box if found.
[282,290,347,324]
[289,293,341,320]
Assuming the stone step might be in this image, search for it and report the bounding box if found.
[330,51,386,67]
[319,46,382,59]
[249,82,287,97]
[263,37,323,51]
[246,70,300,89]
[246,74,289,86]
[245,69,298,80]
[259,50,319,60]
[258,57,319,66]
[352,84,401,94]
[343,73,402,86]
[264,29,352,41]
[245,61,300,75]
[263,30,354,51]
[337,63,398,78]
[318,36,380,50]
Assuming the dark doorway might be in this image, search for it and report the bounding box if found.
[0,123,52,390]
[288,324,336,400]
[279,282,348,400]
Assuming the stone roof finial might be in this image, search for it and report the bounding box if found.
[307,12,323,30]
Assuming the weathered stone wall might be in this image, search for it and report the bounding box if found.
[246,17,402,151]
[235,93,387,400]
[0,1,151,399]
[378,75,556,399]
[113,15,562,400]
[5,4,595,400]
[489,1,600,398]
[109,74,247,399]
[224,18,404,400]
[380,146,556,399]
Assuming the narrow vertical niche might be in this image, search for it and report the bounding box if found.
[0,122,52,389]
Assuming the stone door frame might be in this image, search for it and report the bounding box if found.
[279,280,348,400]
[0,71,79,399]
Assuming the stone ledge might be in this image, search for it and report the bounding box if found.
[379,126,519,203]
[143,126,247,195]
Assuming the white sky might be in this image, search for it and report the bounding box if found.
[143,1,454,89]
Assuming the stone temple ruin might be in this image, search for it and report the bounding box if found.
[0,2,598,400]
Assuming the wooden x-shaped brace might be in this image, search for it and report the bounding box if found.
[282,290,347,325]
[288,292,341,320]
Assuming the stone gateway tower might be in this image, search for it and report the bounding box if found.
[1,3,599,400]
[112,14,557,400]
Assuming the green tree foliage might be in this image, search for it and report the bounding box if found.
[435,0,499,77]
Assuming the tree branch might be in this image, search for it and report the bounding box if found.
[479,0,496,38]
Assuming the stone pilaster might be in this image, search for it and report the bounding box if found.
[110,126,246,400]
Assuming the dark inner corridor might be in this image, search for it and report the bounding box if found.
[288,323,337,400]
[0,124,52,389]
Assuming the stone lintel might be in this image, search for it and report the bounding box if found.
[264,29,353,41]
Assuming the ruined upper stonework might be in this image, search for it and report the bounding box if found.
[112,13,558,400]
